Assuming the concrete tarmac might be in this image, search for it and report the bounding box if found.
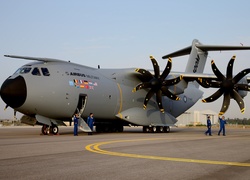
[1,126,250,180]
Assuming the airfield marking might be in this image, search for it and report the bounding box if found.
[85,138,250,167]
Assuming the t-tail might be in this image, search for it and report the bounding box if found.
[163,39,250,74]
[162,39,208,75]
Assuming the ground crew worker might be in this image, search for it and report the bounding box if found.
[87,113,95,135]
[205,115,212,136]
[73,113,79,136]
[218,116,226,136]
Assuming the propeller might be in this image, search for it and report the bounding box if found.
[197,55,250,115]
[133,56,182,113]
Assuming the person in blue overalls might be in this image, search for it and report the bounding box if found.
[218,116,227,136]
[73,113,79,136]
[205,115,212,136]
[87,113,95,135]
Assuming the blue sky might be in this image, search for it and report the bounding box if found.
[1,0,250,119]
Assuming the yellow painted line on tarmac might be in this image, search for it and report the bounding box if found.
[85,138,250,167]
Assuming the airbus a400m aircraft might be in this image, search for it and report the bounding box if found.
[1,39,250,135]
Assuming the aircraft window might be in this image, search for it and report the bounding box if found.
[14,67,32,74]
[32,67,41,76]
[41,68,50,76]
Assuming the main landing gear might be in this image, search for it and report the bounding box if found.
[41,124,59,135]
[95,124,124,133]
[142,126,170,133]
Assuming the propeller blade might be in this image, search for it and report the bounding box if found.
[235,84,250,91]
[134,55,181,112]
[4,105,8,110]
[226,56,235,79]
[135,68,153,80]
[208,81,221,88]
[233,68,250,83]
[162,75,183,86]
[160,57,172,81]
[156,90,164,113]
[14,110,17,119]
[197,78,211,88]
[143,90,155,109]
[219,92,230,116]
[150,56,160,78]
[202,88,224,103]
[132,82,151,92]
[231,89,245,114]
[200,56,248,115]
[161,86,180,100]
[211,60,225,80]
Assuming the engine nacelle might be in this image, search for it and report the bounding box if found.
[237,77,248,98]
[167,74,187,95]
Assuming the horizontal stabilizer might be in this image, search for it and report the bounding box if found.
[162,43,250,59]
[162,46,191,59]
[196,45,250,51]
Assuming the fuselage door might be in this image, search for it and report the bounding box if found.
[76,94,87,116]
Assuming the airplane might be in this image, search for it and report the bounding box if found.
[1,39,250,135]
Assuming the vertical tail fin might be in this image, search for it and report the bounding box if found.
[185,39,208,73]
[162,39,208,74]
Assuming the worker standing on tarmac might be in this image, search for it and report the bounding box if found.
[205,115,212,136]
[87,113,95,135]
[218,116,227,136]
[73,113,79,136]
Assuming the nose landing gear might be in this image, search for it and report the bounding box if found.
[41,124,59,135]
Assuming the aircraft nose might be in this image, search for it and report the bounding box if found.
[0,76,27,108]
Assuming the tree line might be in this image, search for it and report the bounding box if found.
[226,118,250,125]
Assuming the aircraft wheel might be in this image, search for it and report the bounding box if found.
[152,126,157,133]
[51,125,59,135]
[103,125,110,132]
[109,125,118,132]
[95,125,101,133]
[41,125,50,135]
[164,126,170,133]
[117,125,124,132]
[143,126,151,133]
[158,126,164,133]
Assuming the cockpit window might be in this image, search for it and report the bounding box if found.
[41,68,50,76]
[32,67,41,76]
[14,67,32,74]
[14,67,50,76]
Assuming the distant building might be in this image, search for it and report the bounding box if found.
[176,110,218,126]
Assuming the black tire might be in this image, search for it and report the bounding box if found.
[164,126,170,133]
[117,125,124,132]
[158,126,164,133]
[51,125,59,135]
[152,126,157,133]
[41,125,49,135]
